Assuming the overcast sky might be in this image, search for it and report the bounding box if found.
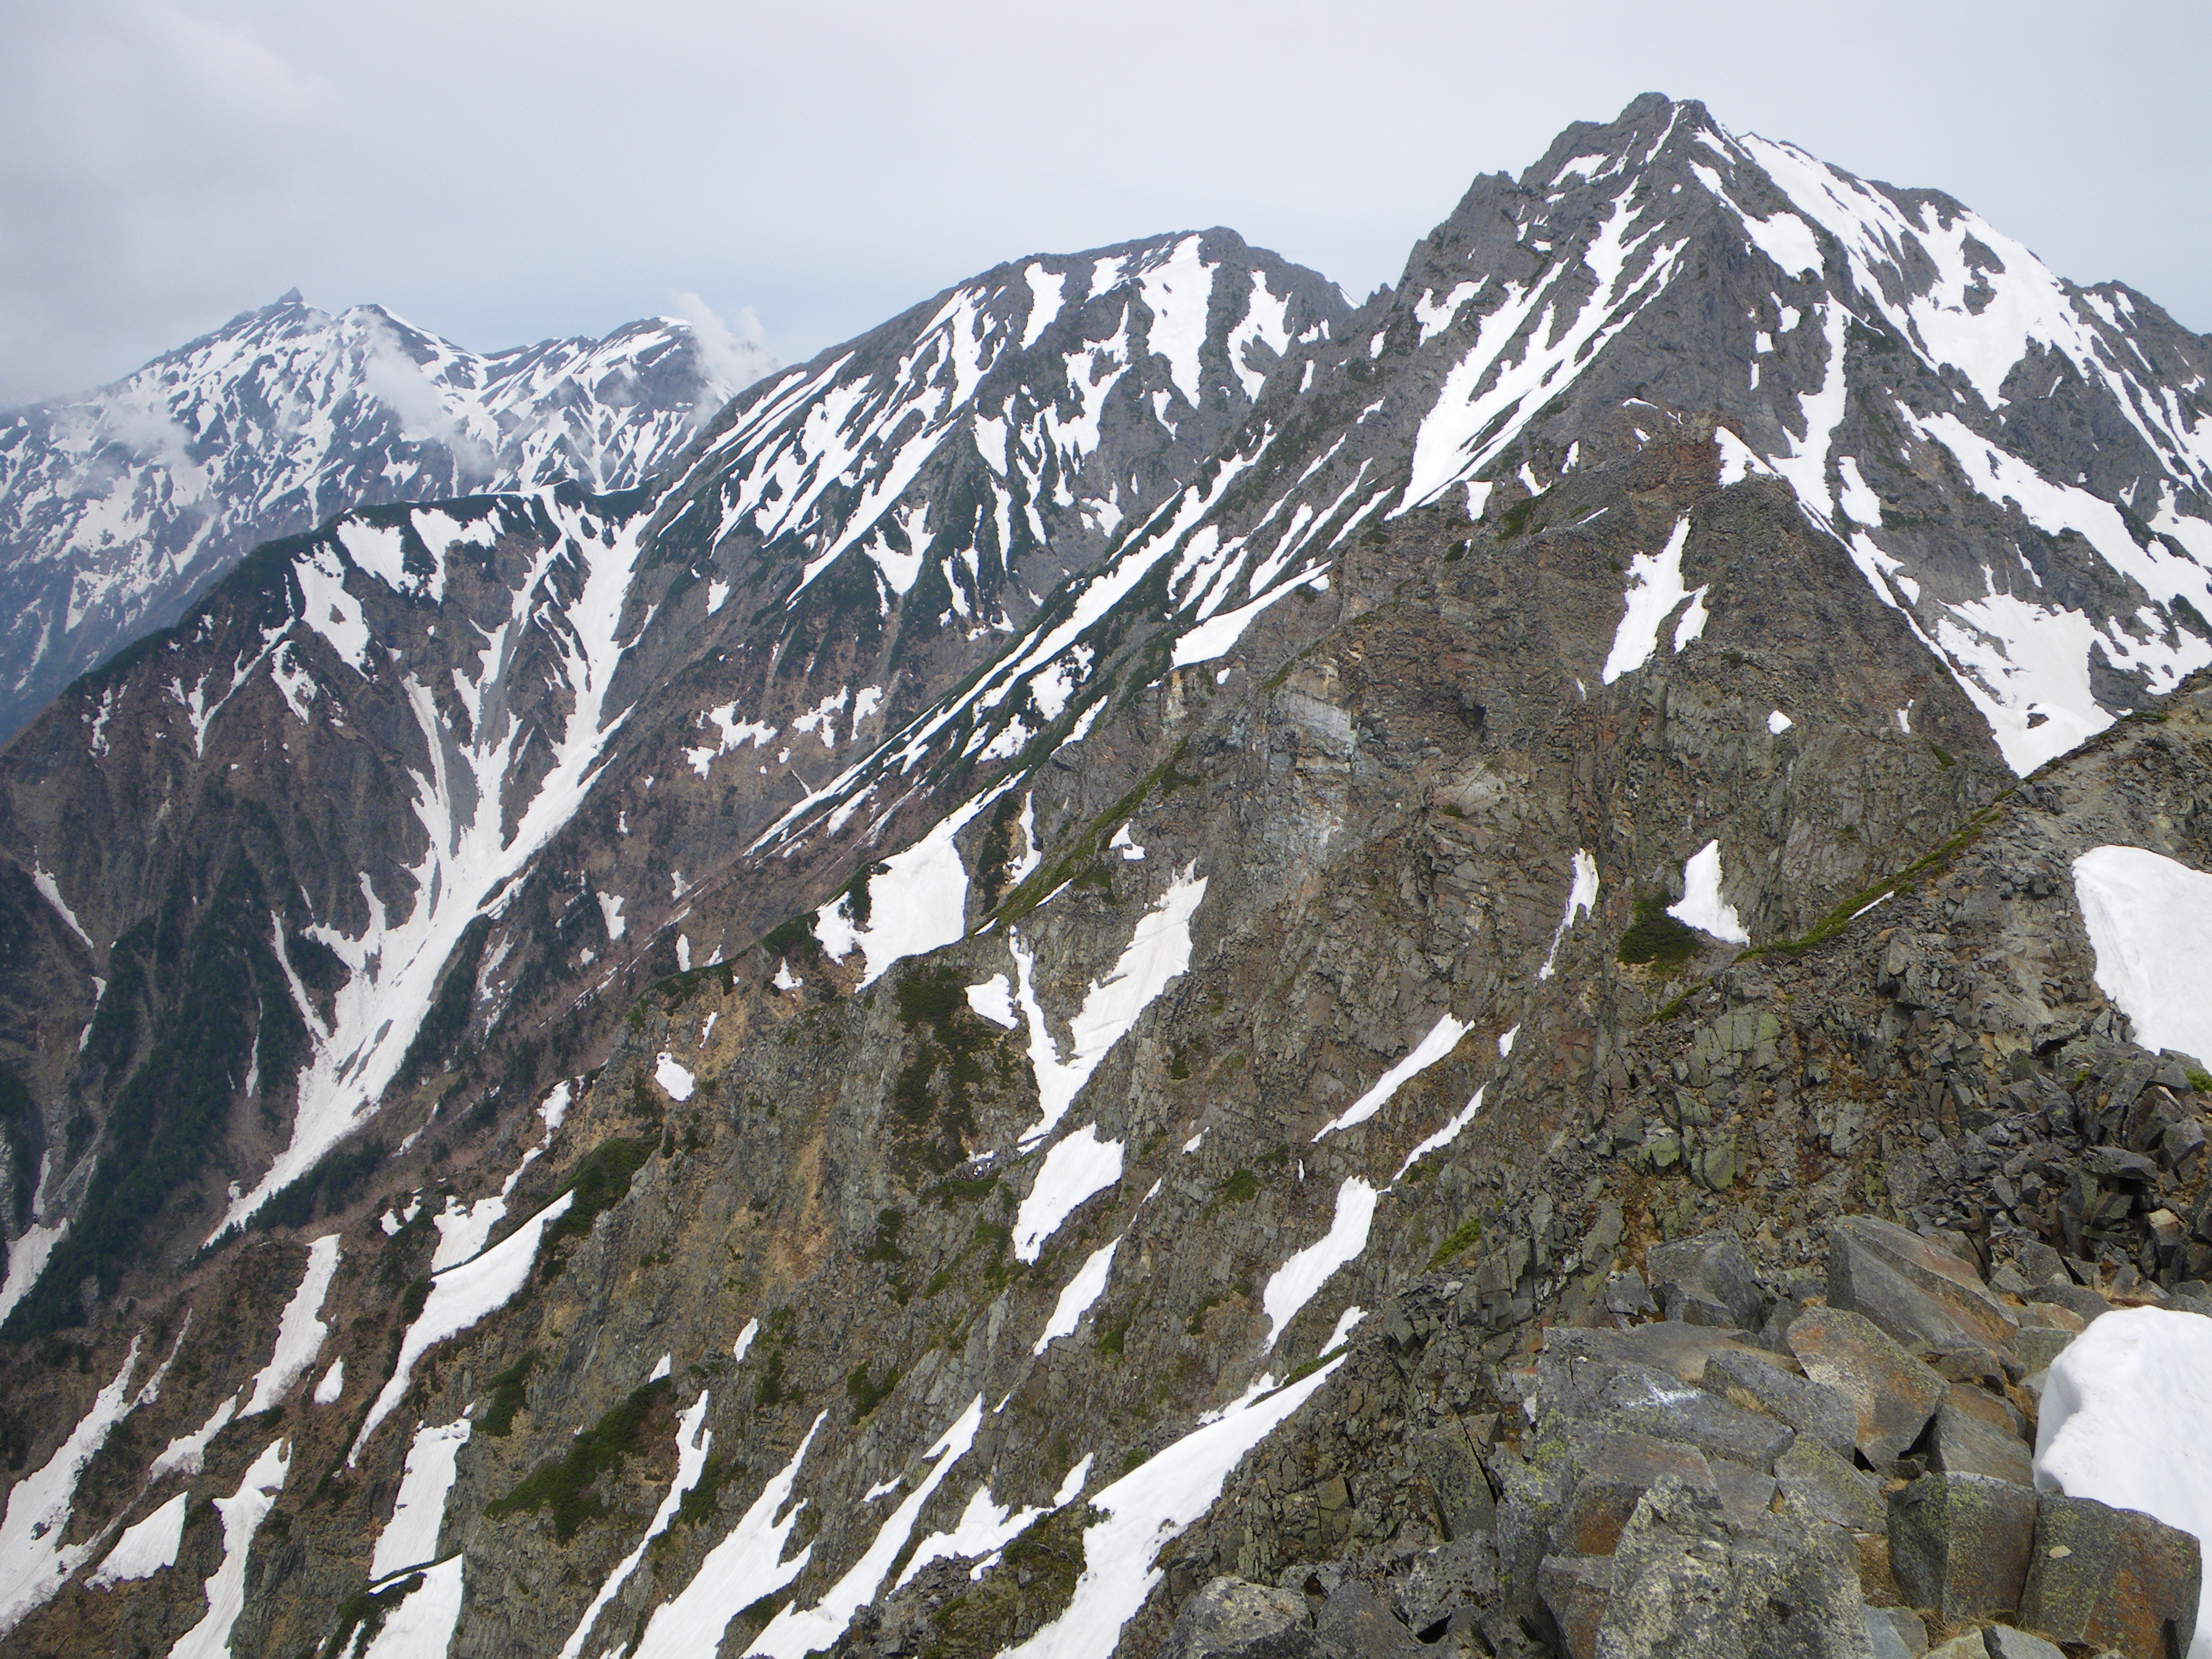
[2,0,2207,406]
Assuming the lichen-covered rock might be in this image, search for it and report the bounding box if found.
[1158,1577,1329,1659]
[1827,1216,2020,1357]
[1557,1431,1716,1555]
[1595,1475,1875,1659]
[1980,1625,2063,1659]
[1702,1347,1860,1458]
[1862,1606,1928,1659]
[1390,1534,1500,1636]
[1541,1553,1615,1659]
[1925,1398,2034,1487]
[1774,1436,1886,1534]
[1313,1579,1425,1657]
[2017,1490,2202,1659]
[1644,1231,1766,1329]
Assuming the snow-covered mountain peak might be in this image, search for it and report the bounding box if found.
[0,294,772,743]
[651,229,1346,656]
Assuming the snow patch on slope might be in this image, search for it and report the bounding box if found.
[221,494,655,1238]
[1013,1127,1125,1264]
[351,1191,574,1462]
[87,1493,189,1587]
[1034,1238,1120,1353]
[2073,846,2212,1063]
[1538,851,1600,980]
[631,1412,826,1659]
[242,1233,341,1413]
[1600,517,1700,683]
[1261,1179,1377,1348]
[751,1396,984,1658]
[558,1389,714,1659]
[1671,841,1749,944]
[166,1437,288,1659]
[371,1418,470,1578]
[816,789,1002,987]
[1312,1013,1470,1141]
[1010,866,1207,1147]
[0,1338,142,1635]
[997,1359,1342,1659]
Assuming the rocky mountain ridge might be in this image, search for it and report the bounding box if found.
[0,293,777,742]
[0,93,2208,1659]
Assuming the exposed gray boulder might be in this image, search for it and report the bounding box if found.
[1557,1430,1716,1555]
[1775,1436,1886,1533]
[1862,1606,1928,1659]
[1313,1580,1424,1657]
[1703,1346,1860,1457]
[1645,1231,1766,1329]
[1980,1626,2063,1659]
[1826,1216,2019,1358]
[1157,1577,1328,1659]
[1541,1553,1615,1659]
[1925,1398,2034,1487]
[1595,1475,1875,1659]
[1594,1369,1795,1466]
[1390,1534,1500,1636]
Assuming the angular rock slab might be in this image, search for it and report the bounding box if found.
[1863,1606,1928,1659]
[1315,1580,1426,1658]
[1926,1397,2034,1487]
[2017,1491,2201,1659]
[1703,1346,1860,1458]
[1828,1215,2019,1356]
[1392,1534,1500,1637]
[1886,1473,2037,1624]
[1981,1626,2063,1659]
[1542,1322,1768,1390]
[1594,1369,1795,1466]
[1406,1425,1497,1539]
[1558,1431,1715,1556]
[1788,1305,1948,1469]
[1775,1436,1886,1533]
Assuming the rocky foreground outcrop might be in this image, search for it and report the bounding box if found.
[1156,1214,2203,1659]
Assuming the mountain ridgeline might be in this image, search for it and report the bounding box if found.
[0,94,2209,1659]
[0,293,777,743]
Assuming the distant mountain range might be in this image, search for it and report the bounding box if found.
[0,293,773,739]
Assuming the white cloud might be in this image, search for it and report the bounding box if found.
[669,291,777,417]
[357,314,494,476]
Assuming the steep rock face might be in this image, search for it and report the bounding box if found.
[0,295,773,742]
[0,230,1350,1341]
[0,96,2209,1659]
[1373,93,2212,774]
